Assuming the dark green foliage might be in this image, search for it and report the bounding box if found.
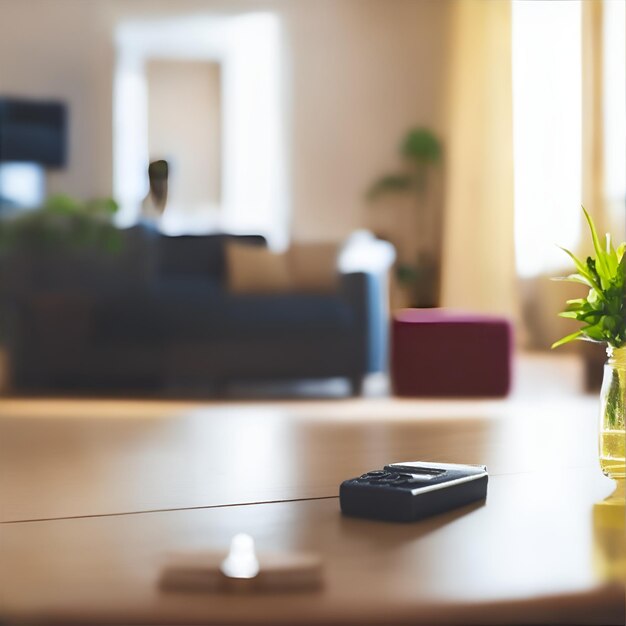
[367,128,442,305]
[367,174,413,201]
[0,194,122,254]
[367,127,442,200]
[396,263,418,286]
[401,128,442,163]
[553,207,626,349]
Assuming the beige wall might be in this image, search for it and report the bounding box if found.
[0,0,112,198]
[146,59,221,212]
[285,0,449,241]
[0,0,449,242]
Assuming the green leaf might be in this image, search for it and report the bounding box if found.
[558,311,581,319]
[583,323,606,341]
[582,206,610,279]
[601,315,617,331]
[44,194,81,214]
[367,174,414,201]
[551,330,583,349]
[395,263,418,285]
[565,298,586,307]
[85,197,119,215]
[557,246,603,295]
[0,194,121,254]
[551,274,594,288]
[401,128,441,163]
[604,233,619,275]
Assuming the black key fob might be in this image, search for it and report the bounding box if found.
[339,461,488,522]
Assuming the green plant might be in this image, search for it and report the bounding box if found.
[0,194,121,253]
[368,128,441,201]
[367,128,442,305]
[552,207,626,349]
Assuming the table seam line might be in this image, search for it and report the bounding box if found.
[0,495,340,525]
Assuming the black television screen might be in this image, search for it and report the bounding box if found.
[0,97,67,168]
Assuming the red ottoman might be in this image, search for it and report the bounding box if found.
[392,309,513,397]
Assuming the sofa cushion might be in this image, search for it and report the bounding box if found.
[149,277,223,340]
[94,276,224,342]
[219,293,354,335]
[225,240,340,294]
[225,241,292,294]
[288,242,340,292]
[93,294,170,342]
[157,234,266,280]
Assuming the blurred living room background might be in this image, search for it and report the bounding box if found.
[0,0,623,398]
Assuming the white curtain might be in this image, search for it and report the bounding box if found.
[440,0,518,321]
[582,0,626,244]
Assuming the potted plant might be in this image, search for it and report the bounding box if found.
[553,207,625,482]
[367,127,442,308]
[0,194,121,392]
[0,194,120,252]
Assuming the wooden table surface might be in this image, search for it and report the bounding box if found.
[0,394,605,523]
[0,356,624,624]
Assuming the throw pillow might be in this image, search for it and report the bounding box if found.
[226,241,292,294]
[288,242,340,292]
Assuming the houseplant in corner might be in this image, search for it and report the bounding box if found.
[368,127,442,308]
[552,207,625,482]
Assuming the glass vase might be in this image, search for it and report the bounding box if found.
[599,346,626,480]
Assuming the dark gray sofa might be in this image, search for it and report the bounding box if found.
[1,226,387,394]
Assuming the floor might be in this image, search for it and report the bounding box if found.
[0,351,588,420]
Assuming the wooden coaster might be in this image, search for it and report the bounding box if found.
[160,549,323,593]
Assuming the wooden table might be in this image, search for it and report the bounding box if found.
[0,357,624,624]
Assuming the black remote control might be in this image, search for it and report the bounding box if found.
[339,461,488,522]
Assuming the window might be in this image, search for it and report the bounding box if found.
[603,0,626,236]
[114,14,287,246]
[512,0,582,278]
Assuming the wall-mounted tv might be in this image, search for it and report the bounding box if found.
[0,97,67,168]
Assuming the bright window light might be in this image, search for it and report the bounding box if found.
[0,162,45,208]
[603,0,626,232]
[512,0,582,278]
[114,14,286,246]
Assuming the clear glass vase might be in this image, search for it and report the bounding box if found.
[599,346,626,480]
